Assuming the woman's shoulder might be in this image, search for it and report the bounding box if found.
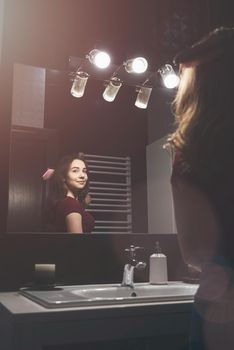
[56,196,83,215]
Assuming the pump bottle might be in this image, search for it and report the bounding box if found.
[149,241,168,284]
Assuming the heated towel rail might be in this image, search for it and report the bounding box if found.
[85,154,132,234]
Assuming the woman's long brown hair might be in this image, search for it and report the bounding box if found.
[44,153,90,230]
[168,49,234,182]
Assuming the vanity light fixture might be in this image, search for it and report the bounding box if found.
[135,86,152,109]
[158,64,180,89]
[87,49,111,69]
[124,57,148,74]
[69,53,178,107]
[103,77,122,102]
[70,71,89,98]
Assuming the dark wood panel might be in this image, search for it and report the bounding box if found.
[8,127,58,232]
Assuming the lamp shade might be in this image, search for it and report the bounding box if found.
[135,86,152,109]
[70,72,89,98]
[103,78,122,102]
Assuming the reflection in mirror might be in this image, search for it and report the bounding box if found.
[8,63,176,234]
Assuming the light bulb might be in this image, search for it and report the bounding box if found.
[132,57,148,73]
[88,49,111,69]
[163,74,180,89]
[125,57,148,74]
[158,64,180,89]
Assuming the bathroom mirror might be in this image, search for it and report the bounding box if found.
[3,0,206,235]
[7,62,175,234]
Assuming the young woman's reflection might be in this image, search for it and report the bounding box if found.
[44,153,95,233]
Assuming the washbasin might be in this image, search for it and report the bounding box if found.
[20,282,199,308]
[71,283,198,300]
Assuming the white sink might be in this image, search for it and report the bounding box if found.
[71,282,198,302]
[20,282,199,308]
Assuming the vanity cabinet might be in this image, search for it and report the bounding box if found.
[0,292,193,350]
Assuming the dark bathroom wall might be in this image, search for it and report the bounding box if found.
[0,233,187,291]
[208,0,234,29]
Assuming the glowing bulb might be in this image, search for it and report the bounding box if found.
[132,57,148,73]
[125,57,148,74]
[163,74,180,89]
[158,64,180,89]
[88,49,111,69]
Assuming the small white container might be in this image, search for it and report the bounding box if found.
[149,242,168,284]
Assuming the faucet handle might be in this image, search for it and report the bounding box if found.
[136,261,147,270]
[124,245,144,259]
[134,246,144,251]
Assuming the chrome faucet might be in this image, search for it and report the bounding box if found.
[121,245,146,288]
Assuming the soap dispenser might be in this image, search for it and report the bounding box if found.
[149,241,168,284]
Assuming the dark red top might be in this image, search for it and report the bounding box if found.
[171,149,234,262]
[55,197,95,233]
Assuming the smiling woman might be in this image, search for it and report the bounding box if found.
[45,153,95,233]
